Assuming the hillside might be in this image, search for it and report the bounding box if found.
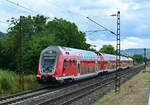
[0,32,6,41]
[121,48,150,58]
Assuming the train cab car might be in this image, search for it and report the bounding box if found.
[37,46,60,83]
[37,46,101,84]
[37,46,133,84]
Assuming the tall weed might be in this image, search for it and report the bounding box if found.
[0,69,40,96]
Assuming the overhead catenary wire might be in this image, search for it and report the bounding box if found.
[0,20,10,24]
[5,0,38,14]
[86,17,116,36]
[4,0,117,40]
[44,0,87,26]
[45,0,117,37]
[85,29,106,32]
[45,0,86,18]
[3,1,32,14]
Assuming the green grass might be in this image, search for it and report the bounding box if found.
[95,71,139,105]
[0,69,40,96]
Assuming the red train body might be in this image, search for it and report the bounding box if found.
[37,46,133,84]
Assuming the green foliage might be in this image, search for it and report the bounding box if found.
[45,18,89,49]
[1,78,12,90]
[0,70,40,96]
[0,32,6,41]
[0,36,18,70]
[0,15,90,74]
[133,54,144,65]
[0,70,14,91]
[24,35,56,74]
[99,45,116,55]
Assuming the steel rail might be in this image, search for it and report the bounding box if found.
[0,86,48,101]
[38,65,144,105]
[0,65,145,105]
[60,66,143,105]
[0,85,62,105]
[37,76,115,105]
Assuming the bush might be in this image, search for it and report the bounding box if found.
[133,54,144,65]
[0,70,13,91]
[0,78,12,90]
[0,70,40,96]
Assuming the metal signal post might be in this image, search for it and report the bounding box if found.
[115,11,121,92]
[86,11,121,93]
[144,48,147,72]
[19,16,24,91]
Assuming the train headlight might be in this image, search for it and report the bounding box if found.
[49,50,53,53]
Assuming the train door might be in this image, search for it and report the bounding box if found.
[73,60,77,76]
[96,60,98,73]
[77,60,80,76]
[100,56,104,72]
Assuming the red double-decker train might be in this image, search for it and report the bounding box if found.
[37,46,133,84]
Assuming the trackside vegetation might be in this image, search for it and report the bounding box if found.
[0,15,91,74]
[0,70,40,96]
[95,66,150,105]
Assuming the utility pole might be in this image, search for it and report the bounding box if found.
[144,48,147,72]
[19,16,24,91]
[115,11,121,93]
[86,11,121,93]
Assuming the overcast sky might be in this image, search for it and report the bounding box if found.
[0,0,150,50]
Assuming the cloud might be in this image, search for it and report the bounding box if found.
[133,24,149,34]
[0,0,150,47]
[86,36,150,50]
[0,23,9,32]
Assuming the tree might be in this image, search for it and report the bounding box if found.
[45,18,90,50]
[99,45,116,55]
[0,15,48,72]
[133,54,144,65]
[24,35,56,74]
[0,15,91,74]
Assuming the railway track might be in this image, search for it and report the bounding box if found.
[0,85,63,105]
[0,65,145,105]
[37,65,145,105]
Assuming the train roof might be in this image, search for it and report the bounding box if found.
[43,46,133,61]
[102,53,133,61]
[42,46,100,60]
[59,46,99,59]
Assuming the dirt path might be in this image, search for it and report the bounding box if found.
[95,66,150,105]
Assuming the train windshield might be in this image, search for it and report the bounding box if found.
[41,51,57,74]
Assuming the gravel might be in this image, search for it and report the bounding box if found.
[8,66,143,105]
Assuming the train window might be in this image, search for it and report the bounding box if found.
[84,67,86,74]
[63,60,67,72]
[111,65,113,69]
[82,67,84,74]
[85,67,87,73]
[87,67,89,73]
[83,67,85,74]
[73,60,76,67]
[92,67,94,72]
[77,63,80,73]
[69,60,72,67]
[89,67,92,72]
[104,61,108,65]
[82,67,84,73]
[88,67,90,72]
[112,65,115,69]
